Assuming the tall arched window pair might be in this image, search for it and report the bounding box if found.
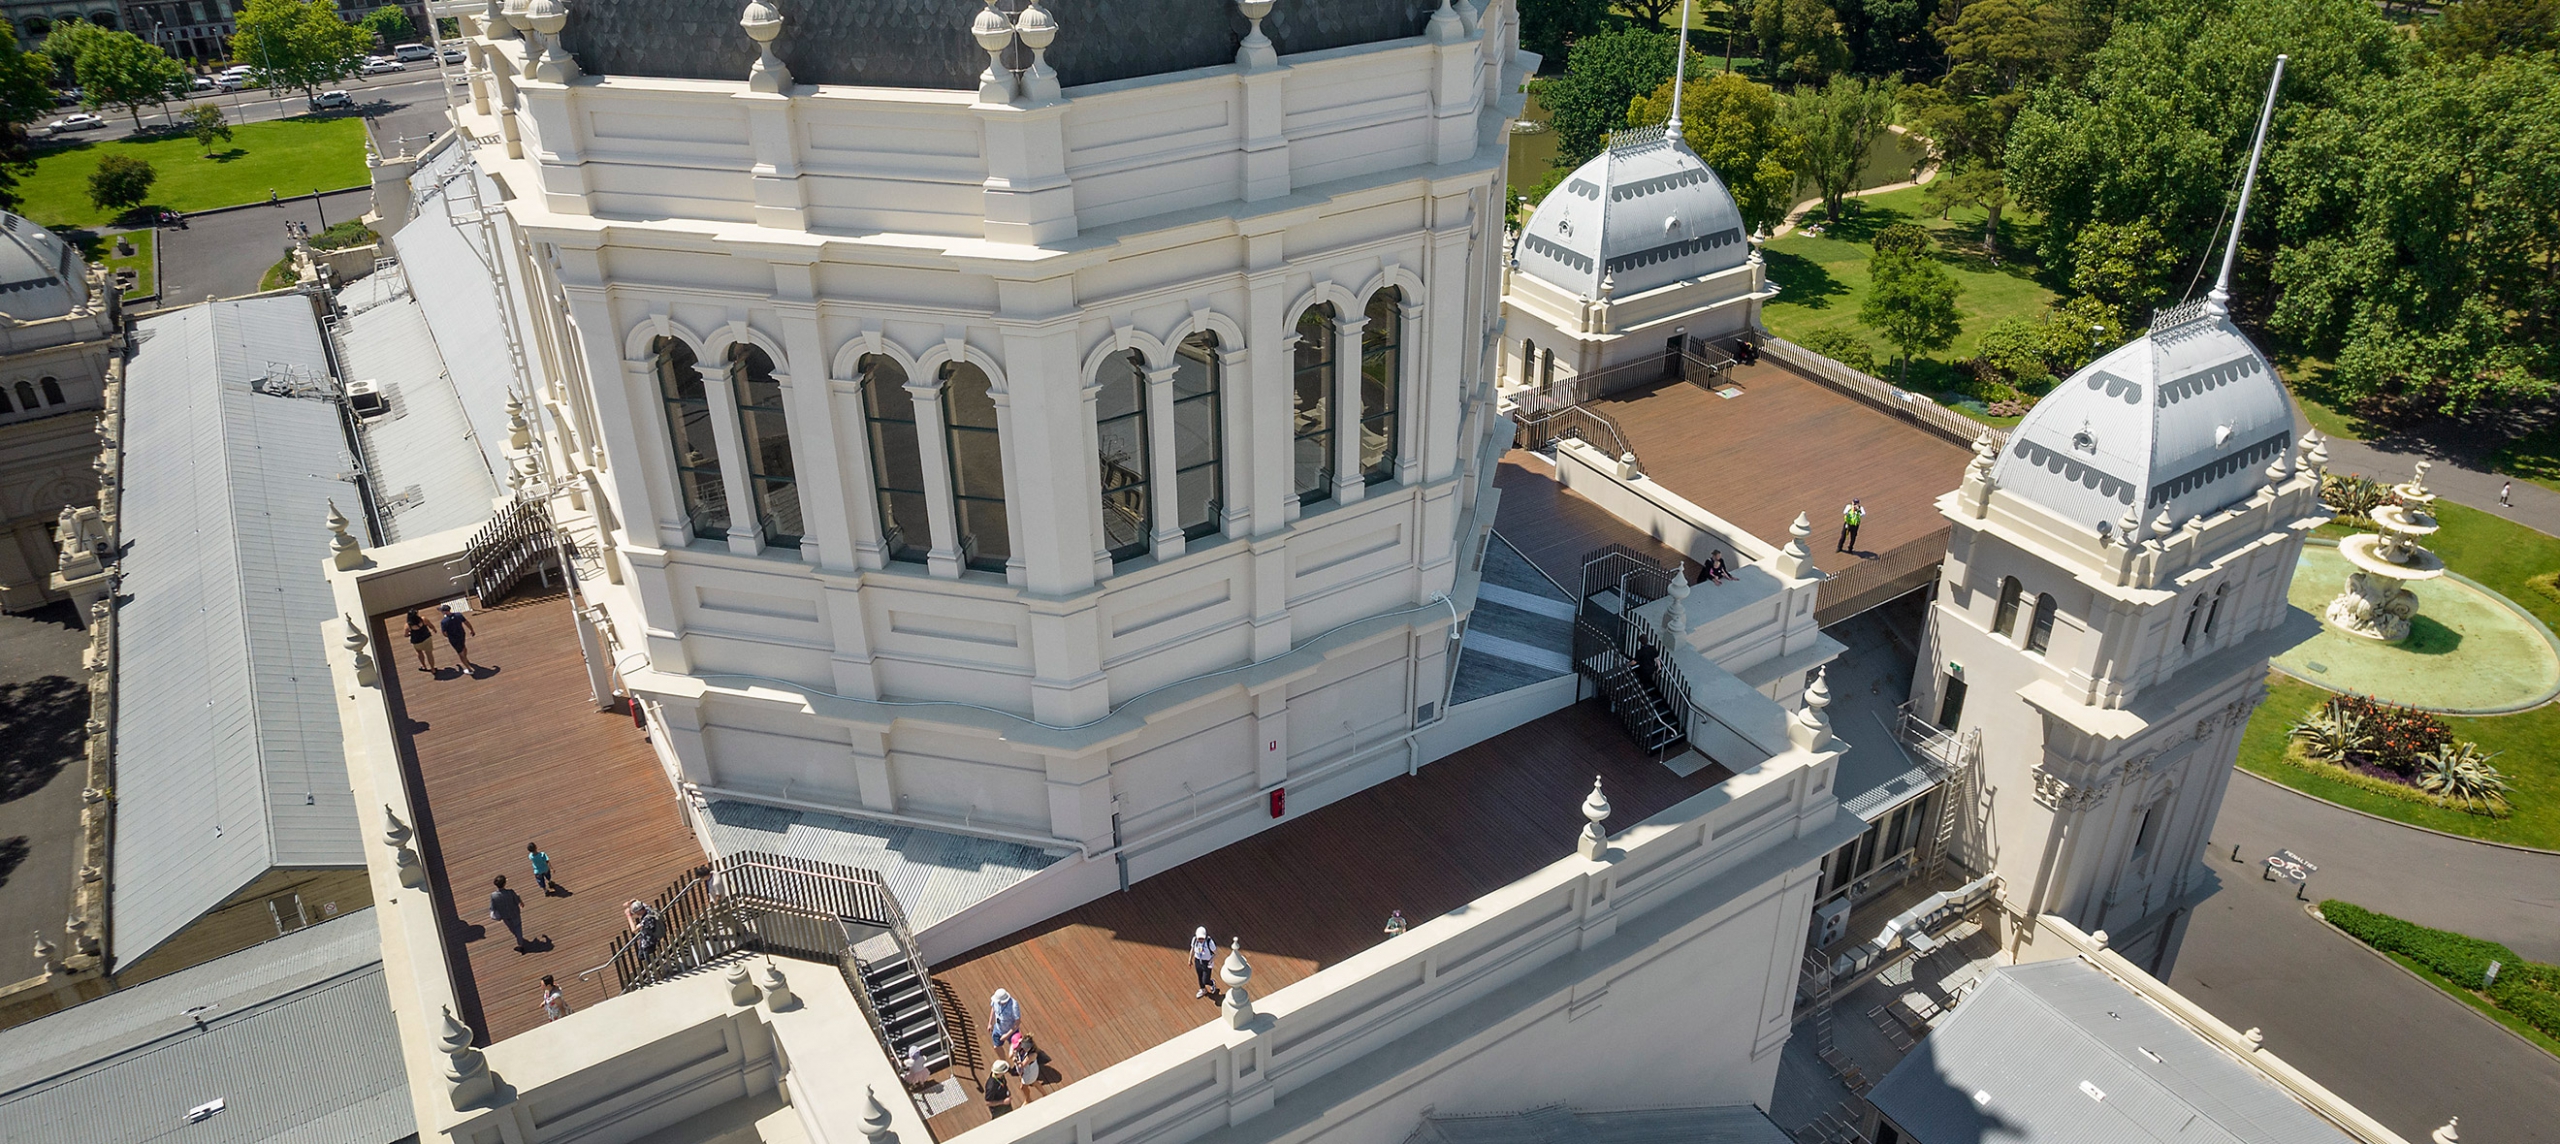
[1098,333,1224,563]
[859,355,1010,573]
[0,376,64,414]
[1993,576,2057,655]
[1293,289,1405,506]
[650,338,803,548]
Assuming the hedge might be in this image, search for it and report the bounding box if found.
[2322,900,2560,1041]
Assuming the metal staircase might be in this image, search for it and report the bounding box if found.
[1570,546,1690,754]
[853,943,952,1075]
[1894,704,1982,879]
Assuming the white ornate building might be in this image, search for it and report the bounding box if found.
[457,0,1525,900]
[0,212,118,613]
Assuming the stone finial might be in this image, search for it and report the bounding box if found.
[760,962,796,1010]
[2306,432,2328,476]
[2433,1117,2460,1144]
[439,1005,495,1106]
[1615,450,1639,481]
[971,0,1017,105]
[2262,445,2291,491]
[527,0,578,82]
[1788,667,1835,752]
[65,914,98,956]
[1748,225,1767,263]
[2089,928,2109,950]
[1663,570,1690,635]
[728,961,759,1005]
[1577,776,1611,859]
[741,0,791,93]
[503,0,540,78]
[1235,0,1277,70]
[1600,270,1617,298]
[2242,1025,2264,1050]
[482,0,518,40]
[2148,507,2176,546]
[1428,0,1464,43]
[327,500,363,570]
[860,1085,897,1141]
[1774,511,1817,579]
[2116,507,2141,547]
[1014,0,1060,103]
[345,614,378,686]
[1220,938,1255,1028]
[382,803,412,847]
[33,931,58,974]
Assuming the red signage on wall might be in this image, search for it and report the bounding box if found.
[1269,787,1286,818]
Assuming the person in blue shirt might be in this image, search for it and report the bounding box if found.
[528,842,555,893]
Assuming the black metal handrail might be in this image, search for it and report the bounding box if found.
[1515,402,1637,467]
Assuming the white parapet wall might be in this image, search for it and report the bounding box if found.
[938,740,1863,1144]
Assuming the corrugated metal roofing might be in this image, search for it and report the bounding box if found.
[111,297,367,967]
[1867,959,2356,1144]
[0,909,412,1144]
[1411,1103,1792,1144]
[336,262,501,541]
[701,800,1064,932]
[394,159,534,482]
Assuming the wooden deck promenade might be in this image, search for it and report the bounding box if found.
[1591,364,1974,619]
[1492,450,1687,589]
[922,700,1732,1136]
[377,592,707,1045]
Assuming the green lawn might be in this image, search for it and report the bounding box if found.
[1759,184,2057,420]
[2488,423,2560,497]
[2236,498,2560,849]
[17,115,368,230]
[98,229,153,300]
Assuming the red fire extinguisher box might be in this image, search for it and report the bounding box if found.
[1268,787,1285,818]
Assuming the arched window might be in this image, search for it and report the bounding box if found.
[1992,576,2023,637]
[1096,350,1149,563]
[1171,332,1222,540]
[653,338,727,540]
[725,345,800,547]
[11,381,34,410]
[1292,304,1336,505]
[39,377,63,405]
[2203,582,2228,636]
[1359,288,1401,486]
[2026,593,2058,654]
[1520,336,1537,389]
[2182,596,2203,646]
[1539,347,1554,391]
[859,355,928,565]
[0,384,11,413]
[22,17,47,37]
[941,360,1009,573]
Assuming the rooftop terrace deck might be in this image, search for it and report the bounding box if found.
[1492,450,1685,590]
[1591,365,1974,621]
[922,700,1733,1136]
[377,592,706,1045]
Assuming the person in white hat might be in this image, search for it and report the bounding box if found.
[1190,926,1218,999]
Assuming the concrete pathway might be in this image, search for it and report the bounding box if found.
[2297,404,2560,538]
[1769,126,1937,239]
[156,189,370,303]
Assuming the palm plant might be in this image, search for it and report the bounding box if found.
[2415,742,2511,813]
[2319,473,2391,523]
[2289,704,2360,766]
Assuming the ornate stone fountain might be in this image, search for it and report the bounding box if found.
[2324,461,2445,642]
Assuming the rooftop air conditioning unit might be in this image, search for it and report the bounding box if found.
[1813,898,1853,947]
[344,378,389,420]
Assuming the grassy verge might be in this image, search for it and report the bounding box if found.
[18,115,367,229]
[2319,900,2560,1057]
[2488,422,2560,497]
[1759,185,2055,426]
[69,228,154,300]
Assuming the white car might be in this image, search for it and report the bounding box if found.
[361,59,405,75]
[45,113,103,134]
[309,90,354,110]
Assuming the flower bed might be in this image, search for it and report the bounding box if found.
[2290,694,2510,815]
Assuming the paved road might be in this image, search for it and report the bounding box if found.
[2295,403,2560,538]
[0,603,92,982]
[158,188,370,302]
[2212,772,2560,959]
[2170,773,2560,1143]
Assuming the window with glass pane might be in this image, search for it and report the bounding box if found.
[654,337,728,541]
[860,355,929,565]
[1993,577,2022,637]
[726,344,802,548]
[1097,351,1150,563]
[1360,288,1401,485]
[2027,593,2058,654]
[1293,305,1335,505]
[1173,333,1223,540]
[942,362,1011,573]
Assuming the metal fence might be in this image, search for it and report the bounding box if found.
[1759,336,2004,450]
[1514,402,1638,464]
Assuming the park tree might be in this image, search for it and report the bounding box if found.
[1629,69,1802,228]
[1752,0,1850,83]
[359,4,418,47]
[2065,218,2182,325]
[0,35,59,211]
[86,153,155,213]
[1620,0,1686,29]
[73,31,185,132]
[187,103,232,156]
[234,0,371,100]
[1861,241,1963,385]
[1781,73,1897,221]
[1800,326,1878,374]
[38,18,108,87]
[2426,0,2559,63]
[1920,161,2008,255]
[1937,0,2065,91]
[1870,221,1929,257]
[1534,26,1677,169]
[1519,0,1613,74]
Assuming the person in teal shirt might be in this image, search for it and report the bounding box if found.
[528,842,554,893]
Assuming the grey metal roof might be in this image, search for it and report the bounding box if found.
[395,158,531,482]
[111,297,367,968]
[553,0,1425,93]
[0,909,413,1144]
[1411,1103,1793,1144]
[1867,959,2356,1144]
[1989,303,2294,533]
[0,209,87,319]
[1518,127,1752,301]
[702,800,1064,932]
[335,264,502,541]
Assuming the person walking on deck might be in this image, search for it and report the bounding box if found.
[404,610,437,671]
[528,843,554,893]
[438,604,480,674]
[1191,926,1218,998]
[1837,500,1864,552]
[540,975,570,1021]
[489,875,527,951]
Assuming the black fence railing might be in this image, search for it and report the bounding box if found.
[463,491,564,605]
[1514,402,1638,466]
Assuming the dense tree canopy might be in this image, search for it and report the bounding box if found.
[1534,26,1678,169]
[1520,0,1613,71]
[1781,73,1897,220]
[1629,69,1801,228]
[1752,0,1850,83]
[234,0,370,98]
[72,30,185,131]
[358,5,417,46]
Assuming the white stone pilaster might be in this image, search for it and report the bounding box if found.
[1143,361,1185,560]
[908,379,963,579]
[1331,313,1369,505]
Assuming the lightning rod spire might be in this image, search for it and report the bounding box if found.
[1666,0,1693,142]
[2207,54,2286,319]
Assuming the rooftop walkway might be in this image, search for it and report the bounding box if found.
[922,699,1734,1136]
[377,591,706,1044]
[1588,365,1974,623]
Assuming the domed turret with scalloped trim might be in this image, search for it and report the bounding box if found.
[1514,125,1751,302]
[0,212,89,321]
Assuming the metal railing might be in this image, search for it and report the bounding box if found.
[1514,402,1637,465]
[462,491,563,605]
[1759,335,2005,449]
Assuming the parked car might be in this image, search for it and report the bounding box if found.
[309,90,353,110]
[189,76,217,92]
[440,47,464,64]
[393,43,434,62]
[52,88,77,106]
[45,113,103,134]
[216,74,249,90]
[360,59,405,75]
